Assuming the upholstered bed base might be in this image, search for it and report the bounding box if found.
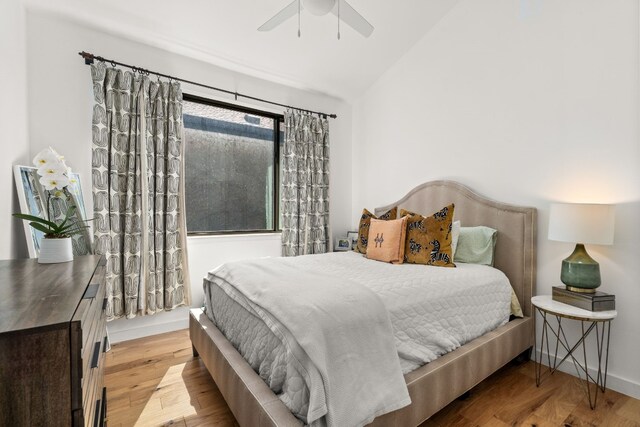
[189,180,537,426]
[190,308,302,427]
[190,308,533,426]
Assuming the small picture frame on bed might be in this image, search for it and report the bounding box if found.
[335,237,351,251]
[346,231,358,250]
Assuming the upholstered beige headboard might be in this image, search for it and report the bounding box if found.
[375,180,537,317]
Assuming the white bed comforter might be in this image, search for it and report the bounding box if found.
[206,254,411,427]
[204,252,512,427]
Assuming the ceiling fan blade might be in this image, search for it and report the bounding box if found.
[331,0,374,37]
[258,0,300,31]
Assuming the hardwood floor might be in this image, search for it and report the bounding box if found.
[105,329,640,427]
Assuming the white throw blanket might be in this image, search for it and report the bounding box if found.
[208,257,412,427]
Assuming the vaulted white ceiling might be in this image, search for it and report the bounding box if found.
[24,0,460,100]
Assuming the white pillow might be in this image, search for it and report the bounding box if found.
[451,220,461,257]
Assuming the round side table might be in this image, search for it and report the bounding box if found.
[532,295,616,410]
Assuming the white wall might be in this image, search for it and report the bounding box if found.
[24,10,352,342]
[0,0,31,260]
[352,0,640,398]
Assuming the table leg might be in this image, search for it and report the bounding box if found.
[534,311,612,410]
[603,321,611,391]
[594,320,612,393]
[534,307,549,387]
[581,320,598,409]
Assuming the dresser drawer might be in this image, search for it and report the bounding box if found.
[82,318,107,424]
[81,282,106,382]
[83,343,106,427]
[70,260,108,426]
[81,267,107,349]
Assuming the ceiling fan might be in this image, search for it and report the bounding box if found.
[258,0,374,39]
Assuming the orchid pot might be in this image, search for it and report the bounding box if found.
[38,236,73,264]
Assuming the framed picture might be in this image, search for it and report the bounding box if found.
[347,231,358,250]
[14,165,93,258]
[335,237,351,251]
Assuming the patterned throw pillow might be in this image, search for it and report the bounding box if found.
[401,204,456,267]
[366,217,408,264]
[356,207,398,254]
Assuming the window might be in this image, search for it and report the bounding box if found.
[183,94,284,234]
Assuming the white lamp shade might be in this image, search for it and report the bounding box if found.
[548,203,615,245]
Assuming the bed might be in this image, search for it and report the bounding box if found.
[189,180,537,426]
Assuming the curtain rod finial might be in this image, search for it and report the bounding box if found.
[79,51,94,65]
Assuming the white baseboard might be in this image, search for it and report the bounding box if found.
[107,307,190,344]
[534,349,640,400]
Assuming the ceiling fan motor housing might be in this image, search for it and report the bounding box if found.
[304,0,336,16]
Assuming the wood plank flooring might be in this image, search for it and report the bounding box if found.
[105,329,640,427]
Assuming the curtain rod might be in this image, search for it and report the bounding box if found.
[78,51,337,119]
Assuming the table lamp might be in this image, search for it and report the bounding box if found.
[548,203,615,293]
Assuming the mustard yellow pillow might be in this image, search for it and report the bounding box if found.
[366,217,408,264]
[401,204,456,267]
[356,207,397,254]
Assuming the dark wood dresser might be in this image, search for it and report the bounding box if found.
[0,255,108,426]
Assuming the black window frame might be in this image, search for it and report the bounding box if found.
[182,93,284,236]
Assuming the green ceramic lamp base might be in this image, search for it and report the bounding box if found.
[560,243,601,294]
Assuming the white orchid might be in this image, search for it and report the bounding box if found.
[35,147,72,192]
[39,175,70,191]
[16,147,90,238]
[32,147,75,187]
[38,164,67,178]
[32,148,62,170]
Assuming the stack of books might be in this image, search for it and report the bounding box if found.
[552,286,615,311]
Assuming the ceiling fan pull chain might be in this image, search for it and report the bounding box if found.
[298,0,301,37]
[337,0,341,40]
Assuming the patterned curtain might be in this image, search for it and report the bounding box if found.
[281,109,330,256]
[91,62,190,320]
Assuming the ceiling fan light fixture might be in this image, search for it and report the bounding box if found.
[304,0,336,16]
